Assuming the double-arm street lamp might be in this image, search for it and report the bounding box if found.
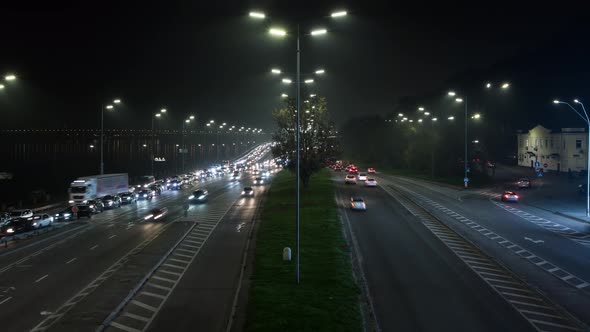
[100,98,122,174]
[180,115,195,173]
[251,9,346,284]
[0,73,17,90]
[554,99,590,217]
[151,108,167,176]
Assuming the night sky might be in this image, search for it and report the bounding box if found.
[1,1,588,131]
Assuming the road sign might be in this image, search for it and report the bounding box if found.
[535,161,540,168]
[464,177,469,183]
[71,205,79,213]
[178,149,188,154]
[543,163,548,168]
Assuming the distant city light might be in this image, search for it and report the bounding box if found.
[486,83,492,88]
[448,116,455,120]
[455,98,463,103]
[106,105,114,109]
[553,100,560,104]
[310,94,316,97]
[304,79,314,84]
[424,112,430,115]
[269,28,287,36]
[472,113,481,119]
[418,107,425,111]
[281,93,288,98]
[331,11,347,18]
[113,99,121,104]
[432,118,438,121]
[311,29,327,36]
[190,115,195,120]
[160,108,167,113]
[89,145,95,148]
[155,113,161,118]
[0,84,4,90]
[418,119,423,123]
[398,113,403,117]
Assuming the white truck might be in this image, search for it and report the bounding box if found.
[68,173,128,205]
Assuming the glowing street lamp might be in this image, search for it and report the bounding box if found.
[501,82,510,89]
[113,99,121,104]
[249,11,265,19]
[311,29,327,36]
[331,11,347,18]
[304,79,314,84]
[269,28,287,36]
[315,69,325,75]
[271,68,281,74]
[282,78,292,84]
[448,91,456,97]
[486,83,492,88]
[4,74,16,81]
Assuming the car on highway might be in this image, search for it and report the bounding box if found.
[86,199,104,213]
[253,177,264,185]
[350,197,367,211]
[189,189,209,203]
[54,206,76,221]
[168,179,183,190]
[119,192,137,204]
[76,205,93,219]
[8,209,34,220]
[101,195,122,209]
[241,187,254,197]
[31,214,53,228]
[501,191,519,202]
[149,184,162,195]
[137,189,154,200]
[345,174,357,184]
[517,178,531,189]
[144,207,169,221]
[0,218,31,237]
[368,167,376,174]
[358,173,368,181]
[365,178,378,187]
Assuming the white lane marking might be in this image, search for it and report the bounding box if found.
[107,224,115,228]
[146,283,172,292]
[35,274,49,283]
[140,291,166,300]
[90,245,99,250]
[524,237,544,244]
[109,235,117,239]
[66,258,77,264]
[110,321,142,332]
[131,300,158,312]
[0,296,12,305]
[123,312,150,323]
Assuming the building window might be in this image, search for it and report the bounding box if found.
[525,139,529,147]
[576,139,582,149]
[545,139,548,148]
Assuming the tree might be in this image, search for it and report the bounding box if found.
[271,96,340,187]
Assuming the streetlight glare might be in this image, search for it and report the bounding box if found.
[210,120,215,123]
[486,83,492,88]
[281,93,288,98]
[432,118,438,121]
[424,112,430,115]
[113,99,121,104]
[398,113,403,117]
[189,115,195,120]
[185,119,190,123]
[553,100,560,104]
[155,113,161,118]
[5,74,16,81]
[0,84,4,90]
[206,123,211,127]
[315,69,325,74]
[418,119,423,122]
[223,122,227,125]
[418,107,425,111]
[106,105,114,109]
[311,29,327,36]
[249,11,265,19]
[304,79,314,84]
[310,94,316,97]
[574,99,581,104]
[331,11,347,17]
[448,116,455,120]
[472,113,481,119]
[271,68,281,74]
[269,28,287,36]
[455,98,464,103]
[501,82,510,89]
[448,91,456,96]
[160,108,167,113]
[282,78,292,84]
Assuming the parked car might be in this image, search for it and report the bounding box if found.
[31,214,54,228]
[86,199,104,213]
[137,189,154,200]
[7,209,34,220]
[101,195,122,209]
[517,178,531,189]
[241,187,254,197]
[350,197,367,211]
[119,192,137,204]
[501,191,519,202]
[189,189,209,203]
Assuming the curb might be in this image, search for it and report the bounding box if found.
[522,202,590,225]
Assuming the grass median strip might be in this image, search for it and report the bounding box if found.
[246,169,362,332]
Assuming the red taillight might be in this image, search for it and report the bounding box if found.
[515,195,519,198]
[504,194,509,198]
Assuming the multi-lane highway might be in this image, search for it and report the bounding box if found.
[0,148,272,332]
[335,171,590,331]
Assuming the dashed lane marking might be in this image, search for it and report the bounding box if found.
[35,274,49,283]
[380,184,585,332]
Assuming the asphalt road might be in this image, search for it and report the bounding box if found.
[334,172,586,331]
[0,147,273,332]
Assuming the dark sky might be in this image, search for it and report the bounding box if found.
[0,1,588,130]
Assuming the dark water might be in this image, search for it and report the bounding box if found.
[0,129,267,207]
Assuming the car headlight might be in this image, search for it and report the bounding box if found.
[198,195,205,200]
[108,201,113,205]
[68,200,74,204]
[7,228,14,233]
[241,191,245,194]
[143,194,148,197]
[64,213,71,217]
[188,195,195,199]
[33,222,38,226]
[89,205,94,208]
[127,197,131,200]
[55,214,60,217]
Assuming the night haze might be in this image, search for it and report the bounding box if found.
[1,1,587,130]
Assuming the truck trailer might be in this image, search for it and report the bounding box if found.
[68,173,128,204]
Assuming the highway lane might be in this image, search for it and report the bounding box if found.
[334,175,550,332]
[376,173,590,327]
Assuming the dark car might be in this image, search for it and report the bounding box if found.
[241,187,254,197]
[119,192,137,204]
[149,184,162,195]
[253,177,264,185]
[501,191,519,203]
[189,189,209,203]
[54,206,76,221]
[76,205,93,219]
[138,189,154,200]
[101,195,122,209]
[168,179,183,190]
[86,199,104,213]
[0,218,32,237]
[144,207,169,221]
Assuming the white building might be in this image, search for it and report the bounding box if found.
[517,125,588,173]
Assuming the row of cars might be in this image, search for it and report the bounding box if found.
[0,209,55,237]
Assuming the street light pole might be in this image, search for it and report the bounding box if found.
[100,104,104,175]
[464,98,468,189]
[295,24,301,285]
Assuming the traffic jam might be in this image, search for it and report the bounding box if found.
[0,144,281,242]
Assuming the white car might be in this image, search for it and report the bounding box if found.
[365,178,378,187]
[358,173,368,181]
[345,175,357,184]
[350,197,367,211]
[31,214,53,228]
[8,209,34,219]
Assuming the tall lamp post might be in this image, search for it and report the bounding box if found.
[252,10,345,284]
[151,108,167,176]
[181,115,195,173]
[554,99,590,217]
[100,98,121,175]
